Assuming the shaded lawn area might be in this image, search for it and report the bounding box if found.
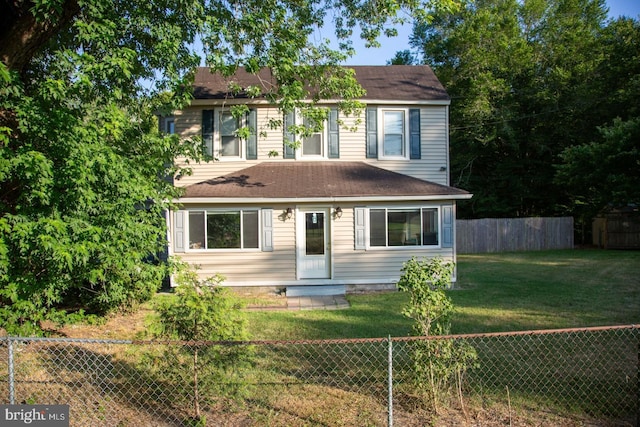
[245,249,640,340]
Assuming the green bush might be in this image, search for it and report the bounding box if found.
[149,265,251,422]
[397,257,477,413]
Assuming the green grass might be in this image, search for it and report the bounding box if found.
[450,249,640,333]
[245,249,640,339]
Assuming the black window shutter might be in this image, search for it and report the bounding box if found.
[246,109,258,160]
[366,107,378,158]
[409,108,421,159]
[283,111,296,159]
[202,109,214,157]
[328,108,340,158]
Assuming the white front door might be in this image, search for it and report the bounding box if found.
[297,208,331,279]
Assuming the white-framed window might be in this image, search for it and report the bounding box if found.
[379,108,409,159]
[284,108,339,159]
[301,115,326,158]
[368,207,439,247]
[187,209,259,250]
[216,109,244,159]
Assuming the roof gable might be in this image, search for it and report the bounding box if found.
[193,65,449,102]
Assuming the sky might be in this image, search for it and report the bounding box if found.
[329,0,640,65]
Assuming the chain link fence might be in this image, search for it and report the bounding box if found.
[1,325,638,426]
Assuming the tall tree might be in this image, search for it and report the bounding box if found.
[554,17,640,240]
[410,0,615,219]
[0,0,459,334]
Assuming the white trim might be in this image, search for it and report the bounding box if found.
[295,110,329,160]
[364,205,442,249]
[219,278,399,287]
[378,108,410,160]
[214,108,246,161]
[296,207,332,280]
[183,208,262,251]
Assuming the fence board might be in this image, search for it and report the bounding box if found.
[457,217,574,254]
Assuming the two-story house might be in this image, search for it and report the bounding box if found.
[167,65,471,295]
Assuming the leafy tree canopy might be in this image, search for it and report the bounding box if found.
[408,0,640,231]
[0,0,460,334]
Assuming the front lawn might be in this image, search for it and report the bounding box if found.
[245,249,640,339]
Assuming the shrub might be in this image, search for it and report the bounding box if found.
[150,265,250,422]
[397,256,477,414]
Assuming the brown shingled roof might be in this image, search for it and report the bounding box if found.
[181,162,469,200]
[193,65,449,102]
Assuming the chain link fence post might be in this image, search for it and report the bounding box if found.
[387,335,393,427]
[7,336,15,404]
[636,336,639,427]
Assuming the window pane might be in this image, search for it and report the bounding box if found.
[384,111,403,133]
[188,211,205,249]
[207,212,240,248]
[165,118,175,134]
[303,134,322,155]
[305,212,325,255]
[370,209,386,246]
[388,209,420,246]
[383,135,403,156]
[422,208,439,245]
[243,211,259,249]
[302,116,323,156]
[220,112,237,135]
[383,111,404,156]
[221,136,240,156]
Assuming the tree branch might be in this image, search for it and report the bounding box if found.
[0,0,80,74]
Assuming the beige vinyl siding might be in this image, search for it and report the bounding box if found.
[172,202,455,286]
[173,105,450,187]
[174,106,290,187]
[362,106,449,185]
[173,204,297,284]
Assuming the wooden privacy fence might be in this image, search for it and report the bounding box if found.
[457,217,574,254]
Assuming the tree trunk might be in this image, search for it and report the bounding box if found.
[0,0,80,74]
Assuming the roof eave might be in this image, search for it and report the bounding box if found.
[188,98,451,107]
[175,194,473,204]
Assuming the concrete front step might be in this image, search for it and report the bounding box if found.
[285,285,346,297]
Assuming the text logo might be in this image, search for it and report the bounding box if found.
[1,405,69,426]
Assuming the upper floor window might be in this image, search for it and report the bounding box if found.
[301,115,325,157]
[284,108,340,159]
[161,116,175,134]
[381,109,408,159]
[219,110,241,157]
[366,107,421,160]
[202,108,257,160]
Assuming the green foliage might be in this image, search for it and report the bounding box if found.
[1,0,463,334]
[397,257,477,412]
[153,269,248,342]
[411,0,639,224]
[556,117,640,219]
[397,256,454,336]
[150,265,250,421]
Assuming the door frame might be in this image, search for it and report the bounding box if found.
[295,207,332,280]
